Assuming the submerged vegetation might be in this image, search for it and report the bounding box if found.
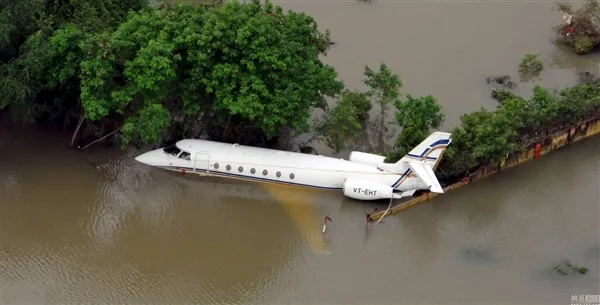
[486,75,516,89]
[518,53,544,78]
[579,71,600,84]
[1,0,600,187]
[553,0,600,54]
[552,260,589,276]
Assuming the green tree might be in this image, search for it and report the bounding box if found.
[191,0,341,135]
[555,82,600,123]
[0,0,147,127]
[491,88,520,103]
[0,0,45,62]
[363,62,402,152]
[73,0,342,148]
[2,0,358,151]
[455,109,517,164]
[341,89,372,123]
[300,63,410,155]
[386,95,444,162]
[435,109,517,181]
[518,53,544,79]
[300,89,371,153]
[436,80,600,183]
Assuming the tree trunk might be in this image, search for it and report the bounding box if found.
[237,129,243,144]
[81,127,122,150]
[222,115,232,138]
[71,112,85,147]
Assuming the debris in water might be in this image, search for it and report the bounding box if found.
[552,260,588,276]
[322,216,332,233]
[563,12,573,25]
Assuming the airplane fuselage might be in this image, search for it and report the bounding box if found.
[135,132,452,201]
[136,140,424,193]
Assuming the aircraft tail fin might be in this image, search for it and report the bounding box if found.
[401,131,452,167]
[377,132,451,192]
[378,131,451,171]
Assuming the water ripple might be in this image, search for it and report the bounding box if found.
[0,169,21,205]
[86,153,180,246]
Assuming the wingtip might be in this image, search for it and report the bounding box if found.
[430,186,444,193]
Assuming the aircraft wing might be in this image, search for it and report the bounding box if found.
[406,161,444,193]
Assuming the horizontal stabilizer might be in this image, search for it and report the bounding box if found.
[406,161,444,193]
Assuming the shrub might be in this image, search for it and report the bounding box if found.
[553,0,600,54]
[519,53,544,78]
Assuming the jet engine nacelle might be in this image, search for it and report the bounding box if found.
[348,151,386,166]
[343,178,403,201]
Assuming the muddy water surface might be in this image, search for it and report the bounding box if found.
[2,1,600,303]
[1,126,599,304]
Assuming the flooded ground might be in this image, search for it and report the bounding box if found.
[1,127,599,304]
[2,0,600,303]
[286,0,600,125]
[272,0,600,154]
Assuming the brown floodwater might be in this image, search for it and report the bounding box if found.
[275,0,600,154]
[1,125,599,304]
[2,1,600,303]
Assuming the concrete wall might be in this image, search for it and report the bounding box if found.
[368,117,600,221]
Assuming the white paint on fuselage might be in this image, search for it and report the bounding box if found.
[135,139,428,191]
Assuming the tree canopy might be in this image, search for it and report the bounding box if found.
[0,0,147,126]
[387,94,444,162]
[304,89,371,153]
[436,81,600,182]
[77,0,344,146]
[364,63,403,152]
[1,0,361,149]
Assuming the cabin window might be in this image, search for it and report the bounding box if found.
[163,145,181,156]
[251,168,256,174]
[262,169,268,176]
[214,163,219,169]
[226,164,231,171]
[238,166,243,172]
[289,173,295,179]
[179,151,191,160]
[276,171,281,178]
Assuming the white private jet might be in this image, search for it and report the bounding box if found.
[134,132,452,201]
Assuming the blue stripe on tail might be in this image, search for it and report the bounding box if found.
[392,141,449,187]
[429,139,450,147]
[406,142,448,160]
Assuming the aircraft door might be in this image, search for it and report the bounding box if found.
[193,152,211,174]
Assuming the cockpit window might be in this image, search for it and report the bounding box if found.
[179,151,190,160]
[163,145,181,156]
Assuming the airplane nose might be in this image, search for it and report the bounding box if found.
[134,151,153,165]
